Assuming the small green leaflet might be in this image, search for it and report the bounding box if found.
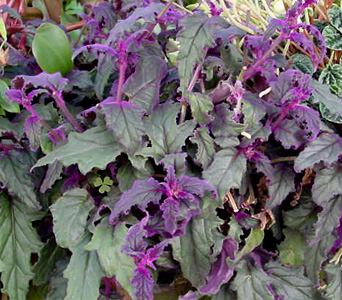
[235,228,264,261]
[94,176,113,194]
[190,127,215,168]
[0,14,6,41]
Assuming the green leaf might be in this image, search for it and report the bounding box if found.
[103,176,113,185]
[117,160,153,192]
[320,103,342,124]
[46,258,69,300]
[99,185,111,193]
[33,126,124,175]
[306,235,336,285]
[0,151,40,209]
[236,229,264,261]
[203,148,247,200]
[265,262,316,300]
[32,23,73,76]
[0,193,43,300]
[178,12,215,95]
[64,232,104,300]
[323,8,342,50]
[190,127,215,168]
[33,239,65,285]
[313,196,342,242]
[319,64,342,97]
[188,92,213,125]
[51,188,94,248]
[171,210,223,287]
[93,177,103,187]
[291,54,314,75]
[212,284,237,300]
[324,263,342,300]
[231,260,273,300]
[267,165,295,210]
[278,228,306,267]
[141,102,195,162]
[0,117,20,135]
[123,55,167,112]
[0,79,20,113]
[85,219,136,299]
[294,133,342,172]
[0,15,7,40]
[311,80,342,116]
[228,215,243,243]
[312,164,342,204]
[102,101,145,154]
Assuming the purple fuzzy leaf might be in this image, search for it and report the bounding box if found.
[131,267,154,300]
[274,118,306,149]
[122,216,148,255]
[109,178,162,224]
[160,197,181,235]
[291,105,321,140]
[294,132,342,172]
[252,151,275,183]
[123,55,167,112]
[24,115,41,151]
[267,165,295,210]
[199,237,238,294]
[146,240,170,263]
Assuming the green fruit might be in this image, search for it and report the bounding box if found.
[32,23,73,76]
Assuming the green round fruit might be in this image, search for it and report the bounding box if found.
[32,23,73,76]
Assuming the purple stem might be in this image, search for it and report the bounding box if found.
[104,277,112,299]
[115,58,127,102]
[52,91,84,133]
[243,32,286,80]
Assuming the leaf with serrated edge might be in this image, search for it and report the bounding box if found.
[278,228,305,267]
[86,219,136,299]
[64,232,104,300]
[0,151,40,209]
[231,260,273,300]
[265,261,316,300]
[51,188,94,248]
[203,148,246,200]
[102,100,145,154]
[0,193,43,300]
[178,12,215,95]
[235,229,264,261]
[190,127,215,168]
[142,102,195,162]
[312,164,342,204]
[267,165,295,210]
[123,55,167,112]
[188,92,213,125]
[312,196,342,242]
[33,238,65,285]
[294,133,342,172]
[33,126,124,175]
[324,263,342,300]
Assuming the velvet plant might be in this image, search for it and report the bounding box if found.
[1,0,342,299]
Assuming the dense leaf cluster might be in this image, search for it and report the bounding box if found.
[1,0,342,299]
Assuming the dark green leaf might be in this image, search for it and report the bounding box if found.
[190,127,215,168]
[0,79,20,113]
[188,92,213,125]
[64,232,104,300]
[33,238,65,285]
[324,263,342,300]
[0,193,42,300]
[203,148,246,200]
[33,126,124,175]
[236,229,264,261]
[51,188,94,248]
[0,151,40,209]
[291,54,314,75]
[319,64,342,97]
[178,12,215,95]
[265,262,316,300]
[85,219,136,299]
[231,260,273,300]
[123,55,167,112]
[46,258,69,300]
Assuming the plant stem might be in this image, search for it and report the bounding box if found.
[52,91,84,133]
[115,58,127,102]
[270,156,297,163]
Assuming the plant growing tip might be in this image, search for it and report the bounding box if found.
[32,23,73,76]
